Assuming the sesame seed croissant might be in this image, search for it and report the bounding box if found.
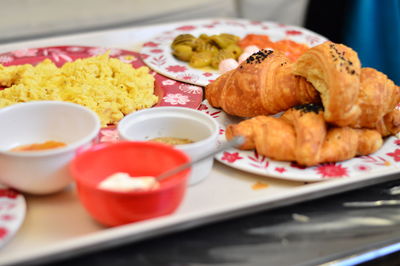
[293,41,400,133]
[225,104,383,166]
[205,49,320,118]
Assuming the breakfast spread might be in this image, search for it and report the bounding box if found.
[171,33,242,69]
[0,53,158,126]
[98,172,160,192]
[206,41,400,166]
[3,18,400,261]
[10,140,66,151]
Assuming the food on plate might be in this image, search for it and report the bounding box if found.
[219,41,400,166]
[10,140,66,151]
[98,172,160,192]
[205,49,319,117]
[293,41,362,126]
[171,33,242,69]
[149,137,194,145]
[238,34,274,50]
[293,41,400,130]
[226,103,383,166]
[0,53,158,126]
[238,34,310,62]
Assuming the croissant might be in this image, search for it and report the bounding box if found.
[292,41,362,126]
[375,109,400,137]
[225,104,383,166]
[293,41,400,131]
[205,49,320,117]
[355,67,400,132]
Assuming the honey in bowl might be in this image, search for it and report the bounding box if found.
[11,140,67,152]
[149,137,194,146]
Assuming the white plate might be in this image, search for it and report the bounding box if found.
[141,18,327,86]
[0,185,26,249]
[200,100,400,182]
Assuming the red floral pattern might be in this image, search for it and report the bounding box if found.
[221,152,243,163]
[176,25,196,31]
[315,163,348,178]
[0,227,8,240]
[167,65,187,73]
[248,152,269,169]
[143,42,159,47]
[275,167,286,173]
[387,149,400,162]
[150,49,163,53]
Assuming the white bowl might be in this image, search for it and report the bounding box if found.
[118,107,219,185]
[0,101,101,194]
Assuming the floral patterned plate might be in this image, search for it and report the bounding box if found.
[200,101,400,182]
[0,185,26,249]
[0,46,203,109]
[141,18,327,87]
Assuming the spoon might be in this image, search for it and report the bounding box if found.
[155,136,245,181]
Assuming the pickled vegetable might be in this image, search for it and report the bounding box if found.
[172,45,193,62]
[211,33,240,49]
[223,44,243,59]
[194,39,219,53]
[189,51,213,68]
[171,34,197,48]
[210,50,236,69]
[170,32,242,70]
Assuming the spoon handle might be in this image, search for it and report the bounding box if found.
[156,136,245,181]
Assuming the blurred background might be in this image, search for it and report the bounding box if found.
[0,0,309,43]
[2,0,399,84]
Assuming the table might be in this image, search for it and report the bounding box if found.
[1,18,400,266]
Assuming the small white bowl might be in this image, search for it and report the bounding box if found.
[0,101,101,194]
[118,107,219,185]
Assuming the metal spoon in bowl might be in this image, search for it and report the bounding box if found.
[155,136,245,181]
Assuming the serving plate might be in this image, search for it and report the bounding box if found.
[0,46,203,110]
[0,185,25,249]
[200,101,400,182]
[141,19,327,86]
[0,18,399,266]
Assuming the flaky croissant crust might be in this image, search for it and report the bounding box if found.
[226,104,383,166]
[205,50,319,118]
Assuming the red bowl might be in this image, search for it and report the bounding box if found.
[70,141,190,227]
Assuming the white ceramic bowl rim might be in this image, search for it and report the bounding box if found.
[0,101,101,157]
[118,106,219,147]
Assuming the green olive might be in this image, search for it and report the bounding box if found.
[172,45,193,62]
[210,50,236,69]
[223,44,243,59]
[211,33,240,49]
[194,39,219,53]
[171,34,197,48]
[189,51,213,68]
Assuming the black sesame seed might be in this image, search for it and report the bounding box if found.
[293,103,324,113]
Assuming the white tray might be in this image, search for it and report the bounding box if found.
[0,18,399,265]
